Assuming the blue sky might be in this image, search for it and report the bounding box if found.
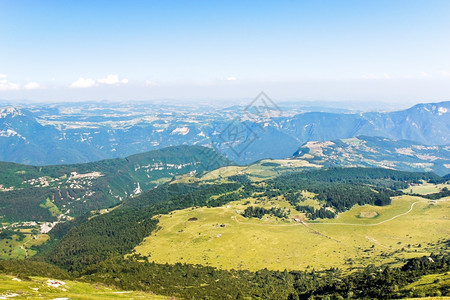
[0,0,449,103]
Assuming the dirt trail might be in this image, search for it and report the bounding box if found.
[311,198,448,227]
[231,198,448,228]
[311,201,420,227]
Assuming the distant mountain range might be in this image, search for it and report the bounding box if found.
[294,136,450,176]
[0,101,449,165]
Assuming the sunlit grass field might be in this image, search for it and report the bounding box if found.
[0,274,167,299]
[0,230,49,260]
[200,159,321,181]
[403,182,450,195]
[134,195,449,272]
[401,271,450,298]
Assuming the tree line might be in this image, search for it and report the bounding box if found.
[2,248,448,299]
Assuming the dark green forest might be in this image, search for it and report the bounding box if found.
[243,206,289,219]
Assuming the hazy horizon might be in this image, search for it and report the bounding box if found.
[1,1,450,104]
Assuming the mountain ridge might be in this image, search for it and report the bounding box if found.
[0,145,231,222]
[294,135,450,175]
[0,100,449,165]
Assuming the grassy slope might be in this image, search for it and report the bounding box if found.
[0,230,49,260]
[0,274,167,299]
[403,182,450,195]
[401,272,450,298]
[200,158,321,181]
[134,195,449,272]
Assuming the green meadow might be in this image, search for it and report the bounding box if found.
[134,195,449,272]
[403,182,450,195]
[0,274,167,299]
[0,229,49,260]
[401,271,450,298]
[200,158,321,181]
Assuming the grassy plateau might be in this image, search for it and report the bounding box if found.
[134,194,449,272]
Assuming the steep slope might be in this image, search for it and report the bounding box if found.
[293,136,450,175]
[0,145,231,222]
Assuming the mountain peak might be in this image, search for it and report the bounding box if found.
[0,106,24,118]
[409,101,450,115]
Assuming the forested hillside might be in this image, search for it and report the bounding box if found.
[46,167,444,271]
[1,166,447,299]
[0,145,231,222]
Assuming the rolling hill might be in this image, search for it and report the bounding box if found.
[0,145,231,222]
[0,162,448,298]
[47,167,445,268]
[40,166,449,299]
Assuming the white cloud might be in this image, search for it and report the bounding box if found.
[421,71,431,78]
[0,79,20,91]
[442,70,449,77]
[24,82,42,90]
[226,76,237,81]
[145,80,158,86]
[70,77,97,88]
[383,73,390,79]
[362,74,377,79]
[0,74,20,91]
[70,74,128,88]
[98,74,119,84]
[98,74,128,85]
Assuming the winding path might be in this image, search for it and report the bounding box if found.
[312,198,449,227]
[310,200,420,227]
[231,198,448,228]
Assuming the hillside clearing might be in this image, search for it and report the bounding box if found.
[0,230,49,260]
[403,182,450,195]
[0,274,167,299]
